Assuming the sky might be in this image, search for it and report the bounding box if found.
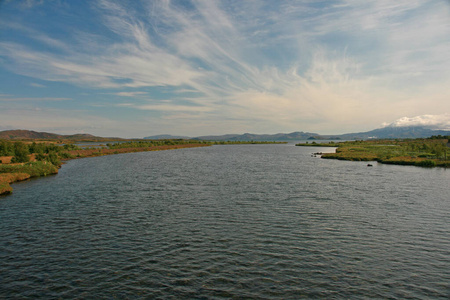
[0,0,450,138]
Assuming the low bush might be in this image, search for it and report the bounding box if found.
[59,152,75,159]
[415,160,436,167]
[0,161,59,177]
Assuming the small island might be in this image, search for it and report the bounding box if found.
[297,136,450,168]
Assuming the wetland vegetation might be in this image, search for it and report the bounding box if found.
[297,136,449,167]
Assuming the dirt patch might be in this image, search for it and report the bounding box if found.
[0,156,13,164]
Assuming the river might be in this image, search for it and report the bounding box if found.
[1,144,449,298]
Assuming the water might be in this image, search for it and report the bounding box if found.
[1,144,449,299]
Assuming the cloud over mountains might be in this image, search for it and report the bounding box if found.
[382,114,450,130]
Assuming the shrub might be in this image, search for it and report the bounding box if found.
[11,142,30,163]
[0,161,58,177]
[46,151,61,167]
[35,153,46,161]
[59,152,75,159]
[415,160,436,167]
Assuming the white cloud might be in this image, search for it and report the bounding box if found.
[30,83,46,88]
[382,114,450,130]
[122,103,213,113]
[114,92,147,97]
[0,0,449,135]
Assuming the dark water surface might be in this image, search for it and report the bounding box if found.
[1,144,449,299]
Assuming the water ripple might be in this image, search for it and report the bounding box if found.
[1,145,450,298]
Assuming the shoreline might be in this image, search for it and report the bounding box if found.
[0,143,210,196]
[297,139,449,168]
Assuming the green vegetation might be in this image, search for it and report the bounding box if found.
[0,161,59,177]
[0,161,59,195]
[0,140,81,195]
[105,139,210,149]
[1,140,81,158]
[105,140,285,149]
[209,140,287,145]
[298,138,450,168]
[295,141,339,147]
[10,142,30,163]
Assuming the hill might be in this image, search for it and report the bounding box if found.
[0,130,119,141]
[144,134,190,140]
[144,127,450,142]
[3,125,450,142]
[195,131,321,141]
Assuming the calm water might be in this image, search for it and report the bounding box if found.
[1,144,449,299]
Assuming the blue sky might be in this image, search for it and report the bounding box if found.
[1,0,449,138]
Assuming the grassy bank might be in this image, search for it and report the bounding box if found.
[297,138,450,168]
[295,141,339,147]
[0,162,59,195]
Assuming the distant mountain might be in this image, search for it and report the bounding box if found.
[144,134,190,140]
[3,125,448,143]
[0,130,61,140]
[0,130,119,141]
[155,127,450,141]
[333,126,450,140]
[195,131,321,141]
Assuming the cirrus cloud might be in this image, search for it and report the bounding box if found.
[0,0,449,137]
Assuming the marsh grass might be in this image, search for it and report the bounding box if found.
[0,161,59,177]
[315,139,449,167]
[0,162,59,195]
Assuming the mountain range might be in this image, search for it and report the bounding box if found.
[144,126,450,141]
[1,126,449,141]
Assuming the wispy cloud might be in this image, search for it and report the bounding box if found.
[0,0,449,135]
[0,96,70,101]
[114,92,147,97]
[30,83,46,88]
[135,104,213,112]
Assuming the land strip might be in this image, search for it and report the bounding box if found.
[296,137,449,168]
[0,142,210,196]
[1,139,285,196]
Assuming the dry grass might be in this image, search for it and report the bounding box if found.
[0,173,31,195]
[64,143,210,159]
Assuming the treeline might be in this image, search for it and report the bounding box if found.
[0,140,81,165]
[428,135,450,140]
[210,140,286,145]
[105,140,285,149]
[105,139,210,149]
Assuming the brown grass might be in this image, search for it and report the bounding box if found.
[0,173,31,195]
[65,143,210,159]
[0,156,13,164]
